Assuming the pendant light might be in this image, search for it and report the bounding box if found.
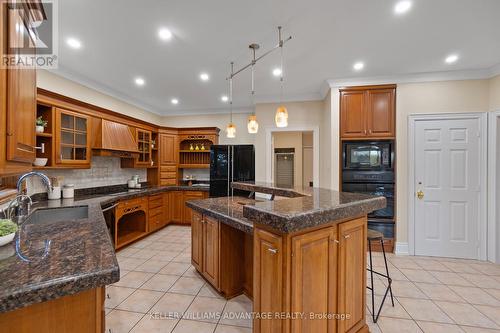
[247,44,259,134]
[226,62,236,138]
[275,26,289,128]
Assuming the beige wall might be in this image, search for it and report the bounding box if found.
[37,70,163,124]
[273,132,304,187]
[395,79,490,245]
[490,75,500,111]
[254,100,326,184]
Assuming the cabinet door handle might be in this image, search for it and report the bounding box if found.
[364,129,367,135]
[344,234,351,239]
[368,129,372,134]
[331,239,340,244]
[268,248,278,254]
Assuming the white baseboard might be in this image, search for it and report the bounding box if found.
[395,242,409,256]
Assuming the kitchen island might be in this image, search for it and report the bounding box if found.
[186,182,386,333]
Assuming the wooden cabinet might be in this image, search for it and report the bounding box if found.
[0,3,37,175]
[340,85,395,139]
[169,191,184,223]
[55,108,91,166]
[183,191,206,224]
[291,227,338,333]
[162,192,171,225]
[340,90,366,139]
[191,211,203,271]
[338,218,366,333]
[159,133,178,164]
[254,227,284,333]
[191,214,249,298]
[148,194,163,232]
[253,216,368,333]
[136,129,152,166]
[202,216,220,288]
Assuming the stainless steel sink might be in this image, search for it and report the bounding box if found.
[25,206,89,224]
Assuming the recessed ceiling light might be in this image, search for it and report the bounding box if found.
[200,73,210,81]
[134,77,145,86]
[394,0,412,14]
[221,95,229,102]
[66,37,82,49]
[353,62,364,71]
[445,54,459,64]
[171,98,179,105]
[272,68,282,77]
[158,27,172,41]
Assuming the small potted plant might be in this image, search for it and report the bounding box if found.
[0,219,18,247]
[36,116,48,133]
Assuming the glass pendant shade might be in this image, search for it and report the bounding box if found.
[275,105,288,128]
[247,115,259,134]
[226,122,236,138]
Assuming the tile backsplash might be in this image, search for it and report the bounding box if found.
[27,156,147,195]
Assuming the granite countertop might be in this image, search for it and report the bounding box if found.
[0,184,208,313]
[186,196,256,234]
[233,182,386,233]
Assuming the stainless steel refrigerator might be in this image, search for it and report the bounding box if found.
[209,145,255,197]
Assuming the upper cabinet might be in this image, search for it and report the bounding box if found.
[159,133,178,165]
[0,3,38,175]
[340,85,395,139]
[136,129,152,167]
[55,108,91,166]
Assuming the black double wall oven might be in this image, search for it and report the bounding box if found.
[342,140,395,240]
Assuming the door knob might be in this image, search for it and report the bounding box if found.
[416,190,424,200]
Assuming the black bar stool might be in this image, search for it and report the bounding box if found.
[366,229,394,323]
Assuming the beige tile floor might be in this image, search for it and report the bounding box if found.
[107,225,500,333]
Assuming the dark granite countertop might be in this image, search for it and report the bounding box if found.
[0,184,208,313]
[186,196,257,234]
[233,182,386,233]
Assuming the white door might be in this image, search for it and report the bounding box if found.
[414,117,481,259]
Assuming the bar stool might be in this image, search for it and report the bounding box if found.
[366,229,394,323]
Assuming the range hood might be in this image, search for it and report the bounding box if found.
[92,119,139,158]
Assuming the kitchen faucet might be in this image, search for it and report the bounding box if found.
[7,172,54,219]
[16,171,53,195]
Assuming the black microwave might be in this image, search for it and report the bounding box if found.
[342,141,394,170]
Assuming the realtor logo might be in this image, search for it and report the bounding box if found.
[1,0,58,69]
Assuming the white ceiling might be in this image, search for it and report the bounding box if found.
[54,0,500,116]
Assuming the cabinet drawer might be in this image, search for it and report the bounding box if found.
[161,165,177,173]
[160,178,177,186]
[149,195,163,209]
[160,171,177,179]
[117,197,148,212]
[149,206,163,217]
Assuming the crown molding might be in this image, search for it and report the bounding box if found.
[326,65,500,89]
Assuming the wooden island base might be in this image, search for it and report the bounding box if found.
[0,287,105,333]
[192,210,369,333]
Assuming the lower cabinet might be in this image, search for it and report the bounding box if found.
[253,216,367,333]
[169,191,184,223]
[183,191,206,224]
[191,211,251,298]
[202,216,220,288]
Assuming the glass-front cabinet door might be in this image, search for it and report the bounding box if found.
[136,129,152,166]
[55,108,91,166]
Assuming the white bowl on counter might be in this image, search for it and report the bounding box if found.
[0,233,16,247]
[33,158,48,167]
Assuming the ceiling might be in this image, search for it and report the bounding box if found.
[53,0,500,116]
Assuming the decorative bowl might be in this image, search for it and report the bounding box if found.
[33,158,48,167]
[0,233,15,247]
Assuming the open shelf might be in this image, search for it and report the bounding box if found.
[36,132,52,137]
[116,230,147,249]
[116,210,148,249]
[179,164,210,169]
[179,150,209,153]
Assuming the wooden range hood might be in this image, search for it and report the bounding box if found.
[91,119,139,158]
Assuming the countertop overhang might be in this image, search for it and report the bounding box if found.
[187,182,386,234]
